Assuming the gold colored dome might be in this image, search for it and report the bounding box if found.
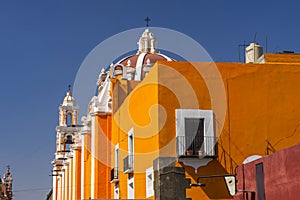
[62,91,76,106]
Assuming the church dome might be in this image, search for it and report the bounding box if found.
[62,91,76,107]
[111,28,173,81]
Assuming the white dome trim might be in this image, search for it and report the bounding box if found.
[134,52,147,81]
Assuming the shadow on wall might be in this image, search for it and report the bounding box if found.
[183,159,232,199]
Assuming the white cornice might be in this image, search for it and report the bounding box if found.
[56,126,82,133]
[79,126,91,135]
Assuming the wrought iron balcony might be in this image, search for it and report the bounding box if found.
[123,155,134,174]
[176,135,215,158]
[110,168,119,183]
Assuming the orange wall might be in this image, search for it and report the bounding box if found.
[158,61,300,199]
[110,68,160,199]
[215,62,300,172]
[83,134,91,199]
[109,60,300,200]
[93,114,112,199]
[73,149,81,200]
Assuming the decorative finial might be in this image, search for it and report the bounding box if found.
[6,165,10,171]
[68,85,71,92]
[145,16,151,27]
[127,59,131,66]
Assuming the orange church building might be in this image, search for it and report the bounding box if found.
[51,28,300,200]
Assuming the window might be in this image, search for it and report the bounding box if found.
[176,109,215,157]
[113,64,127,79]
[111,144,119,182]
[114,184,119,199]
[67,113,72,126]
[124,128,134,173]
[128,128,134,156]
[127,175,134,199]
[185,118,204,155]
[146,167,154,198]
[115,144,119,178]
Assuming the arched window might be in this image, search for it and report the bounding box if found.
[114,65,123,76]
[67,113,72,126]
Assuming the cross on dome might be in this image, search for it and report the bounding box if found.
[145,16,151,27]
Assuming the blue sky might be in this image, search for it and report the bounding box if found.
[0,1,299,199]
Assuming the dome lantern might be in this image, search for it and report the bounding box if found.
[138,28,157,54]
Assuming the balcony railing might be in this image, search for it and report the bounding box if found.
[176,135,215,158]
[123,155,134,174]
[110,168,119,183]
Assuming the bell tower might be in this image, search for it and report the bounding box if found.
[56,86,80,151]
[2,166,13,200]
[51,86,82,200]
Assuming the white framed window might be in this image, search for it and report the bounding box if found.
[128,128,134,156]
[146,167,154,198]
[114,184,119,199]
[124,128,134,173]
[114,144,119,179]
[175,109,215,157]
[127,175,134,199]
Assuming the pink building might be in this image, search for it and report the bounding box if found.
[235,142,300,200]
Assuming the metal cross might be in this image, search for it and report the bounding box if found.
[145,16,151,27]
[68,84,71,91]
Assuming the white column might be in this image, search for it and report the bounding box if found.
[52,174,57,200]
[64,166,68,200]
[57,177,61,200]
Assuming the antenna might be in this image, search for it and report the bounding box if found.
[266,34,268,53]
[254,32,257,44]
[238,41,249,62]
[253,32,257,62]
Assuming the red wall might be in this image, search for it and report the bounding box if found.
[235,143,300,200]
